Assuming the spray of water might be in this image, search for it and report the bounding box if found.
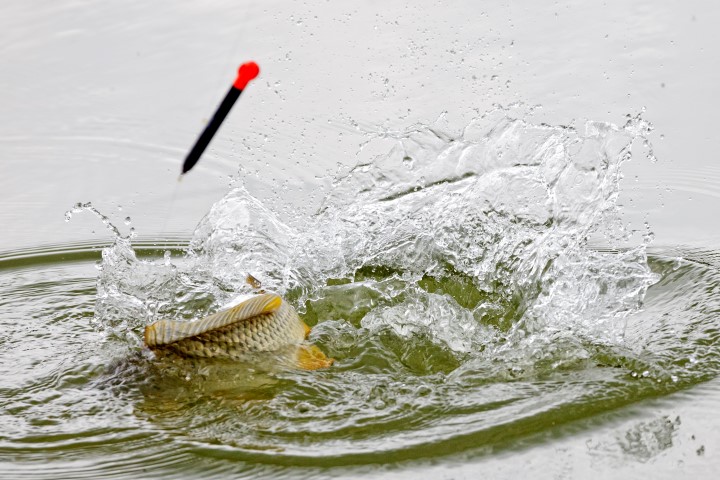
[81,107,719,458]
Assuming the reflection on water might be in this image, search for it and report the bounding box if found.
[2,109,720,478]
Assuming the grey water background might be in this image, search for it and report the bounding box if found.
[2,0,718,251]
[1,0,720,478]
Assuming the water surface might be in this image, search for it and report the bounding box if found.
[3,109,720,478]
[1,1,720,478]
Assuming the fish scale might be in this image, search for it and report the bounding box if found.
[144,293,309,360]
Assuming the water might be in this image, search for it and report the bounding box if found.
[3,106,720,478]
[3,0,720,478]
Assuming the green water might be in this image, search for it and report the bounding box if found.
[1,244,719,479]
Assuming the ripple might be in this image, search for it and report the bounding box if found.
[88,112,720,462]
[2,110,720,478]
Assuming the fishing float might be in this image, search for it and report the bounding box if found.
[181,61,260,175]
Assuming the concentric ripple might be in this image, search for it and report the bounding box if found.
[2,109,720,478]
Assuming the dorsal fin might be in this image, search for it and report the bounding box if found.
[144,293,281,347]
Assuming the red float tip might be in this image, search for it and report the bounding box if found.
[233,61,260,90]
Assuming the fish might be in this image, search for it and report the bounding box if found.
[143,290,333,370]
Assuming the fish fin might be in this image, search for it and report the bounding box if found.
[246,274,265,293]
[302,321,312,339]
[144,293,282,347]
[295,345,334,370]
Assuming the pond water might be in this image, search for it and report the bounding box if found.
[1,1,719,478]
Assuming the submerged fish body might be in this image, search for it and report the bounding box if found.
[144,293,332,369]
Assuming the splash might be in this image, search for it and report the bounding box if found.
[79,107,720,459]
[93,106,659,369]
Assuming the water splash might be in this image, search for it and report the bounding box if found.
[94,109,659,356]
[66,108,720,458]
